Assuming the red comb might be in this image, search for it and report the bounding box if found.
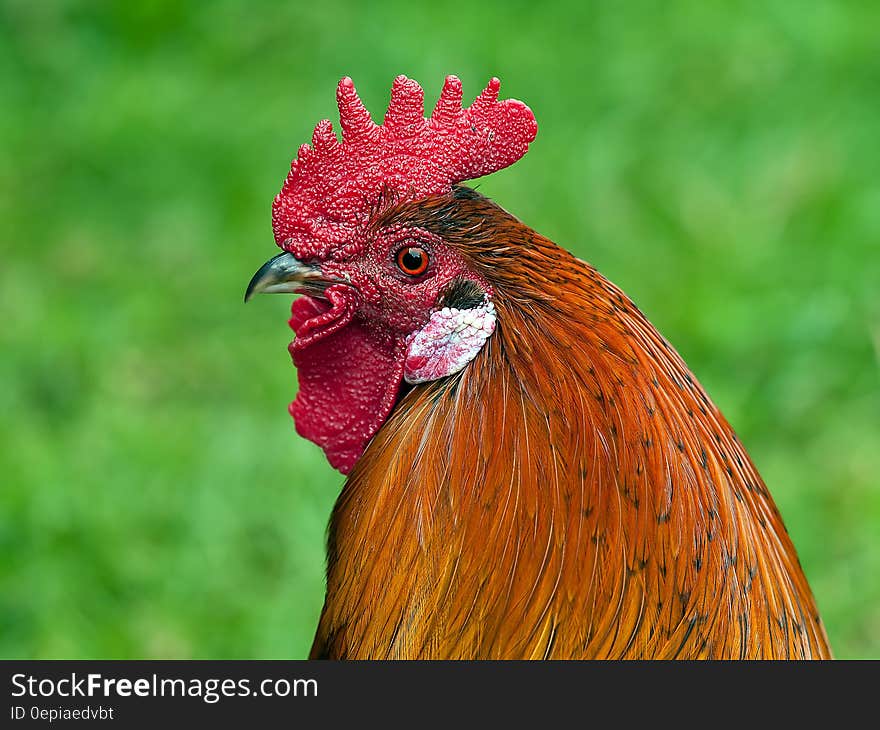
[271,75,538,258]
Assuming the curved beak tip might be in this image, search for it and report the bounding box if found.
[243,280,258,303]
[243,270,265,303]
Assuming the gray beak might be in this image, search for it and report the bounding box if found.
[244,252,324,302]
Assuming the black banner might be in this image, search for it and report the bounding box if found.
[0,660,865,726]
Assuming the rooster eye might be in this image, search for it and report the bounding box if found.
[395,246,429,276]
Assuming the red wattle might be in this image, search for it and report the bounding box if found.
[288,295,405,474]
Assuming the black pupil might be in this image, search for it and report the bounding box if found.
[401,248,424,272]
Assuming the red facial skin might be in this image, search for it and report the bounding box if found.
[287,226,488,473]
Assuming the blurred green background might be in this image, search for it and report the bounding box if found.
[1,0,878,659]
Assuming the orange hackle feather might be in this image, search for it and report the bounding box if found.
[310,189,832,659]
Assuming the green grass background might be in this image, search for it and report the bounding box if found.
[2,0,878,659]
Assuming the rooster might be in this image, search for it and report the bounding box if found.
[245,75,832,659]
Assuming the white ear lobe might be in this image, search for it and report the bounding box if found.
[403,299,496,384]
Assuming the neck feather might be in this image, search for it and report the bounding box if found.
[313,194,831,659]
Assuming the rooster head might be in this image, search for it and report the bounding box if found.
[246,75,537,473]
